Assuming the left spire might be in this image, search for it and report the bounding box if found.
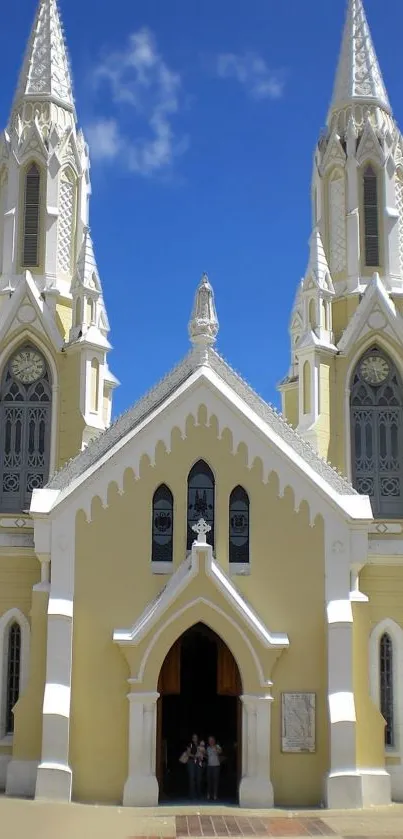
[12,0,75,118]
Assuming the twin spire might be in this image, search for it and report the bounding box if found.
[12,0,75,117]
[329,0,391,121]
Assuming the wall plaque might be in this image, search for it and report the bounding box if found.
[281,692,316,753]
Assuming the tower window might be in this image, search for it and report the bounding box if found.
[0,346,51,512]
[152,484,174,563]
[22,163,41,268]
[187,460,215,550]
[229,486,249,564]
[6,622,21,735]
[380,632,394,747]
[351,348,403,517]
[363,165,380,267]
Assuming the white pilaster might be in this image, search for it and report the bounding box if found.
[325,520,391,808]
[35,512,75,802]
[239,694,274,808]
[123,691,160,806]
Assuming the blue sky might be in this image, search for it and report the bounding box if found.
[2,1,403,417]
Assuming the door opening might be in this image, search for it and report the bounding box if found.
[157,623,242,803]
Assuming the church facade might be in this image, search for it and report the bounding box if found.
[0,0,403,811]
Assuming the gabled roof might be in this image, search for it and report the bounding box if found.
[329,0,391,120]
[47,347,356,497]
[338,273,403,353]
[13,0,75,116]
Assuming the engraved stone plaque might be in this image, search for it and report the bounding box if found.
[281,692,316,753]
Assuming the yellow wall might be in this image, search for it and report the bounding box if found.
[352,602,385,769]
[71,415,328,806]
[361,565,403,627]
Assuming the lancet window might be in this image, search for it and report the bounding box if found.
[380,632,394,748]
[0,346,51,512]
[187,460,215,550]
[229,486,249,564]
[5,622,21,735]
[363,165,380,267]
[350,348,403,518]
[22,163,41,268]
[152,484,174,563]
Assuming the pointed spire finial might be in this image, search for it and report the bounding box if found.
[328,0,391,121]
[189,273,219,351]
[13,0,75,116]
[305,228,334,293]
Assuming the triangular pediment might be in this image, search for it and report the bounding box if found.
[338,273,403,353]
[320,130,346,173]
[114,539,289,653]
[0,272,63,350]
[33,350,370,526]
[356,119,384,166]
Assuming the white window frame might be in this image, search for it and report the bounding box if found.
[369,618,403,757]
[0,609,30,744]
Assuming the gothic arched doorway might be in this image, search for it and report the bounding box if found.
[156,623,242,803]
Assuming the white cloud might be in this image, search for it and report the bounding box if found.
[217,52,285,100]
[87,28,187,176]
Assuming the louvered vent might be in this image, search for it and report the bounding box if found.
[363,165,380,267]
[22,164,40,267]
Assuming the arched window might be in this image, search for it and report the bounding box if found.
[0,346,51,512]
[229,486,249,564]
[90,358,99,413]
[187,460,215,550]
[22,163,41,268]
[58,168,76,274]
[351,347,403,517]
[363,165,380,267]
[303,361,311,415]
[5,623,21,735]
[152,484,174,563]
[380,633,394,747]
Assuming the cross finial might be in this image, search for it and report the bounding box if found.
[192,518,212,544]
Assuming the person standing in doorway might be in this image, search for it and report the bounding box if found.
[206,735,222,801]
[186,734,204,799]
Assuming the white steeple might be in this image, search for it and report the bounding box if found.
[329,0,391,127]
[305,229,334,293]
[189,273,219,356]
[70,230,110,345]
[12,0,75,120]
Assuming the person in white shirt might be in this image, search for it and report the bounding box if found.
[206,735,222,800]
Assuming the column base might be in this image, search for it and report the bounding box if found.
[123,773,159,806]
[239,776,274,808]
[35,761,72,802]
[326,770,391,809]
[389,764,403,802]
[6,759,38,797]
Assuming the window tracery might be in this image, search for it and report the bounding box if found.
[229,486,249,564]
[351,347,403,517]
[187,460,215,551]
[152,484,174,563]
[0,345,51,512]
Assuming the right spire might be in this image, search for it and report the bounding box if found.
[329,0,391,123]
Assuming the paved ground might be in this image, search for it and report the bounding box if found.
[1,798,403,839]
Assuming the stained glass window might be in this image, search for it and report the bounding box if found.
[187,460,214,550]
[380,633,394,748]
[229,486,249,564]
[351,348,403,518]
[6,622,21,735]
[152,484,173,563]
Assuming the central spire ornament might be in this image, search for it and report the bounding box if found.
[188,273,219,359]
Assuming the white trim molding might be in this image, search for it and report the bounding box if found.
[0,608,30,741]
